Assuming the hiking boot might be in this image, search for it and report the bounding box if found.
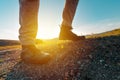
[59,25,85,41]
[21,45,51,64]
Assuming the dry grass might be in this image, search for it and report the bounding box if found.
[86,28,120,38]
[0,45,21,51]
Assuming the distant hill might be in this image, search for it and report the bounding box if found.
[0,28,120,46]
[86,28,120,38]
[0,39,45,46]
[0,40,20,46]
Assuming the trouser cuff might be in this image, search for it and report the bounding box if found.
[60,24,73,30]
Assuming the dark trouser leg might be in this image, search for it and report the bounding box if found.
[19,0,39,45]
[61,0,79,30]
[59,0,85,41]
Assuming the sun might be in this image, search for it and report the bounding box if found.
[37,12,61,39]
[37,24,60,39]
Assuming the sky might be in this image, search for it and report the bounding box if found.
[0,0,120,40]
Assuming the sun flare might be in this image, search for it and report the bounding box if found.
[37,24,60,39]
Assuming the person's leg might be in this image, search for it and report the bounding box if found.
[19,0,39,45]
[59,0,85,41]
[62,0,79,29]
[19,0,51,64]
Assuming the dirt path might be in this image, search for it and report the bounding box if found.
[0,36,120,80]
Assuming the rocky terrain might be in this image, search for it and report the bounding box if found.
[0,35,120,80]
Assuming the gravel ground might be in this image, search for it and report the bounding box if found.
[0,35,120,80]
